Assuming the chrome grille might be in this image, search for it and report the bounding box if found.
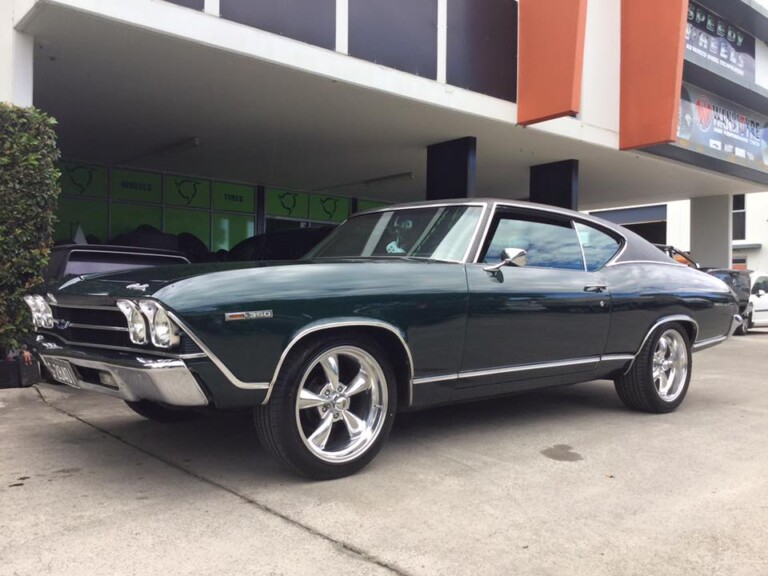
[40,304,203,356]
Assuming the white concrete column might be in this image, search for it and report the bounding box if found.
[690,195,732,269]
[0,2,34,106]
[204,0,220,17]
[666,200,691,252]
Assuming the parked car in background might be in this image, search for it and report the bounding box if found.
[46,244,190,288]
[654,244,699,268]
[749,271,768,329]
[705,269,753,335]
[27,199,740,479]
[227,226,334,262]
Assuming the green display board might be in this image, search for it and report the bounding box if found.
[111,169,162,203]
[59,162,108,198]
[164,208,210,248]
[310,195,349,223]
[54,198,108,243]
[357,199,388,213]
[213,213,255,252]
[266,188,309,219]
[110,204,162,239]
[164,175,210,209]
[213,182,255,213]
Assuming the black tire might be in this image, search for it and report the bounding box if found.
[614,322,692,413]
[125,400,201,422]
[254,335,397,480]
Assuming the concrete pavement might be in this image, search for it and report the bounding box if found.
[2,331,767,576]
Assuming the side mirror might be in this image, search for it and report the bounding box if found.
[483,248,527,273]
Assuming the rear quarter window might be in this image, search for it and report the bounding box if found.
[574,222,622,271]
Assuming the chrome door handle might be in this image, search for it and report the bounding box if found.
[584,284,607,293]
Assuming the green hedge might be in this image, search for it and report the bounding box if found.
[0,104,60,356]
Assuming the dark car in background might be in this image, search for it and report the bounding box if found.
[46,244,190,288]
[227,226,334,262]
[27,199,740,479]
[705,269,753,335]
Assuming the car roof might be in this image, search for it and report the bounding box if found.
[353,197,671,265]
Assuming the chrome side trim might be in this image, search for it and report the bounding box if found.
[165,311,270,391]
[166,313,416,404]
[413,355,608,385]
[412,373,459,385]
[692,335,727,351]
[263,319,416,405]
[606,260,687,268]
[458,356,599,380]
[600,354,635,363]
[623,314,699,375]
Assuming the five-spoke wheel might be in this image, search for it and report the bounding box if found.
[614,322,692,413]
[254,336,397,480]
[295,346,388,464]
[651,329,688,402]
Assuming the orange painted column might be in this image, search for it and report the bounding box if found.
[619,0,688,150]
[517,0,588,126]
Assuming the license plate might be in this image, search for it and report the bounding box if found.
[45,358,79,387]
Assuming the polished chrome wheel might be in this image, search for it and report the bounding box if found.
[652,329,688,402]
[295,346,388,464]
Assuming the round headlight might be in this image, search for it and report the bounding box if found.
[23,295,42,327]
[139,300,180,348]
[35,295,54,329]
[24,295,54,329]
[116,300,148,345]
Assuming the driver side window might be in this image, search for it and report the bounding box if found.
[481,213,584,271]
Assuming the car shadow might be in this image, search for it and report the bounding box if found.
[45,379,631,484]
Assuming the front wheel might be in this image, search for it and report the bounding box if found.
[614,323,692,413]
[254,336,397,480]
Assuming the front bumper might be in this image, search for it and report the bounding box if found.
[35,338,208,407]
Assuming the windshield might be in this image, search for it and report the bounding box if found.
[305,205,483,261]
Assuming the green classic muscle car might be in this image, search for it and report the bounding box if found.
[26,199,741,479]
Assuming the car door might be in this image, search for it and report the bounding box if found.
[752,274,768,326]
[461,209,616,388]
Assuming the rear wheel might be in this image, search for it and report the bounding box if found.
[614,323,692,413]
[125,400,201,422]
[254,336,397,480]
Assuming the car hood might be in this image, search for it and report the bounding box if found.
[51,258,437,309]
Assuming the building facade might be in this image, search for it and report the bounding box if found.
[2,0,767,265]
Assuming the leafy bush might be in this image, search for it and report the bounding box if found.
[0,104,60,356]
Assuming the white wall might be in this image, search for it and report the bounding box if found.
[666,200,691,251]
[756,39,768,91]
[0,1,34,105]
[737,192,768,272]
[579,0,620,134]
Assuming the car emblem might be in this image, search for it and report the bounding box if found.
[53,319,71,330]
[225,310,274,321]
[126,283,149,292]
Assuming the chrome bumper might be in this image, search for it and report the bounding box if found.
[38,343,208,407]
